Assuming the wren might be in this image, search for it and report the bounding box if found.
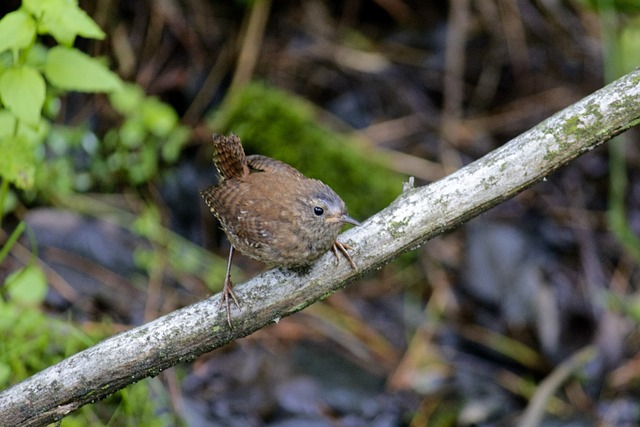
[201,134,360,326]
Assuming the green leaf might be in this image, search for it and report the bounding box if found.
[0,66,46,126]
[0,135,36,189]
[24,0,104,45]
[141,97,178,137]
[132,205,162,238]
[16,116,49,146]
[23,0,62,17]
[119,118,145,148]
[162,126,190,162]
[5,264,48,306]
[44,46,122,92]
[0,10,36,55]
[54,4,104,42]
[109,83,144,116]
[24,43,48,69]
[0,110,17,139]
[43,6,105,46]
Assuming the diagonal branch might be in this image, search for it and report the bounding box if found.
[2,67,640,427]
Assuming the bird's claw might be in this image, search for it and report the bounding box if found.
[219,277,240,327]
[332,241,357,270]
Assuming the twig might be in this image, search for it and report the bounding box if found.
[229,0,272,93]
[518,346,597,427]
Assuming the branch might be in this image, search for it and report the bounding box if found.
[2,67,640,426]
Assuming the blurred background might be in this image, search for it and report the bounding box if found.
[1,0,640,426]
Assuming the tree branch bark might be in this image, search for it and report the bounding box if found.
[2,67,640,426]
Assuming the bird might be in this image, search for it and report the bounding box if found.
[201,134,359,326]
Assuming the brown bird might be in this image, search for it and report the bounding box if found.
[201,134,360,325]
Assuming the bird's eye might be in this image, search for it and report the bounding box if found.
[313,206,324,216]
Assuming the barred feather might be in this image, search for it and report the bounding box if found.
[212,133,249,180]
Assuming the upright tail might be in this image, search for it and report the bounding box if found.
[212,133,249,180]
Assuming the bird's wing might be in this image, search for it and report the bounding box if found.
[246,155,305,179]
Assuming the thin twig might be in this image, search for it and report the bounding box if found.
[518,346,596,427]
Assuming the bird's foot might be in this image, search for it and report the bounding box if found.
[332,241,357,270]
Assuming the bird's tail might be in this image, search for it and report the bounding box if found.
[212,133,249,180]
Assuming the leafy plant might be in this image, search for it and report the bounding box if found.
[0,0,123,319]
[0,2,190,424]
[0,0,191,199]
[0,0,121,191]
[102,83,190,187]
[0,260,172,427]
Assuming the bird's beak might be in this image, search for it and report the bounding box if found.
[326,213,360,226]
[340,214,361,226]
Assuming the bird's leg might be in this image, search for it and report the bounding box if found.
[220,245,240,326]
[332,241,357,270]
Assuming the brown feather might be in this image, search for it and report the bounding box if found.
[246,155,305,179]
[212,134,249,180]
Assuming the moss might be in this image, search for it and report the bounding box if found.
[480,174,499,190]
[560,115,581,139]
[388,218,410,238]
[609,92,637,115]
[209,82,405,219]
